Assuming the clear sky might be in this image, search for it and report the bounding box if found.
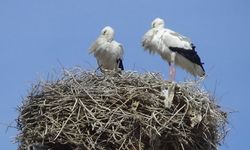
[0,0,250,149]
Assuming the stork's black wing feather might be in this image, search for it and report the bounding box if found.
[117,58,124,71]
[169,47,205,72]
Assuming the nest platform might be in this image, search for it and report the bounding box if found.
[16,69,227,150]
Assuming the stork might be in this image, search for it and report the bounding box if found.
[142,18,205,81]
[90,26,124,73]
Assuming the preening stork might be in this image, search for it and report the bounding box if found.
[89,26,124,73]
[142,18,205,81]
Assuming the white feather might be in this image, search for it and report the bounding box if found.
[90,26,124,71]
[142,18,205,77]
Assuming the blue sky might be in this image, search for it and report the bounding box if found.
[1,0,250,149]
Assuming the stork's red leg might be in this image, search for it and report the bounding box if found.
[169,62,176,81]
[169,52,176,81]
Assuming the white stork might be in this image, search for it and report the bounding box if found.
[142,18,205,81]
[89,26,124,73]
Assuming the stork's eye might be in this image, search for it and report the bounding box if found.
[103,30,107,34]
[152,23,155,27]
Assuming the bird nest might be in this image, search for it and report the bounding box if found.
[16,69,228,150]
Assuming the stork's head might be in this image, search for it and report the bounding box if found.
[101,26,115,41]
[151,18,165,28]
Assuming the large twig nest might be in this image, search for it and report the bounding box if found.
[16,68,228,150]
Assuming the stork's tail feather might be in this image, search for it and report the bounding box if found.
[117,58,124,71]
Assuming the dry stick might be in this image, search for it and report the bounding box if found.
[135,125,143,150]
[70,70,111,112]
[165,104,186,125]
[152,111,164,127]
[118,138,127,150]
[82,88,110,111]
[178,96,190,127]
[54,99,77,140]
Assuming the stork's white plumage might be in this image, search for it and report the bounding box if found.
[90,26,124,73]
[142,18,205,81]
